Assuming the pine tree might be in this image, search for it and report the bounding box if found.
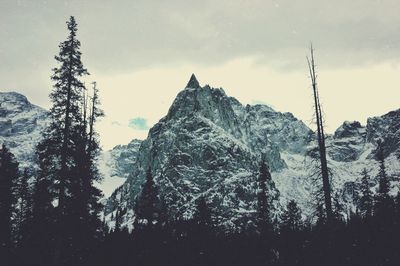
[280,200,304,266]
[373,141,394,226]
[191,196,214,263]
[255,157,277,266]
[68,81,104,265]
[88,82,104,152]
[0,144,19,250]
[332,192,345,224]
[281,200,303,232]
[14,168,32,247]
[193,196,213,228]
[256,157,273,235]
[135,168,161,226]
[51,14,88,211]
[29,139,58,265]
[359,168,373,221]
[32,16,101,266]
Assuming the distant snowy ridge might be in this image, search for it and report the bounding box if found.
[98,139,142,197]
[0,92,48,169]
[0,91,136,196]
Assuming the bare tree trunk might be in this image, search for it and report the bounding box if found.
[307,45,333,224]
[88,82,96,148]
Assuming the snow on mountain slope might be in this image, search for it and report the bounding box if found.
[105,75,400,230]
[0,92,48,169]
[0,91,137,196]
[97,139,142,197]
[2,80,400,231]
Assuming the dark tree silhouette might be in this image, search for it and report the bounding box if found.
[307,45,333,224]
[193,196,213,229]
[31,16,105,266]
[359,168,373,221]
[280,200,304,266]
[0,144,19,252]
[373,141,394,226]
[281,200,303,232]
[256,157,273,235]
[14,168,32,247]
[135,168,162,226]
[190,196,215,265]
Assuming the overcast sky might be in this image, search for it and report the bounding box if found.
[1,0,400,149]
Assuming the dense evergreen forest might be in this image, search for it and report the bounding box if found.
[1,16,400,266]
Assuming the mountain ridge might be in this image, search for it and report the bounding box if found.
[103,76,400,230]
[1,82,399,231]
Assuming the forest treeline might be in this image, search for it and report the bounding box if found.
[1,16,400,266]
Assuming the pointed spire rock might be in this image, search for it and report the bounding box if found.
[186,73,201,89]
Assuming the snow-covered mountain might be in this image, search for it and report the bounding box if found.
[0,92,48,169]
[105,75,400,230]
[0,91,136,196]
[2,78,400,231]
[98,139,142,197]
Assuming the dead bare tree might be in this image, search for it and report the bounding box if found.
[307,45,333,224]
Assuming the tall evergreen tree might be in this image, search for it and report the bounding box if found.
[0,144,19,250]
[256,157,273,235]
[31,16,105,266]
[255,157,277,266]
[14,168,32,247]
[29,141,58,265]
[135,168,161,226]
[68,81,104,265]
[88,82,104,152]
[281,200,303,232]
[373,141,394,226]
[332,192,345,224]
[280,200,304,266]
[193,196,213,228]
[359,168,373,221]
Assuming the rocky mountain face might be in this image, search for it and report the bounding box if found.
[98,139,142,197]
[104,75,400,230]
[0,92,48,169]
[2,80,400,231]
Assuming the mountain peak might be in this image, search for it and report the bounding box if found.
[0,91,36,117]
[186,73,201,89]
[0,91,30,104]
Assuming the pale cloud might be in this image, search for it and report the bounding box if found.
[1,1,400,150]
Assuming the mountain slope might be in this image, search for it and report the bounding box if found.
[2,81,400,231]
[104,75,400,230]
[0,92,48,169]
[0,91,135,196]
[98,139,142,197]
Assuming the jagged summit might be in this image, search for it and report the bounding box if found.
[185,73,201,89]
[2,88,400,230]
[104,77,400,230]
